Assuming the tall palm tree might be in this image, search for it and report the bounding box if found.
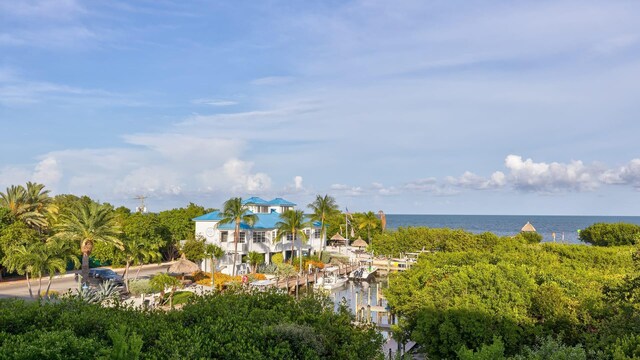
[308,195,339,253]
[218,198,257,276]
[205,243,224,285]
[54,202,122,283]
[358,211,379,241]
[275,209,310,273]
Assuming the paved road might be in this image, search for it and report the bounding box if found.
[0,263,172,300]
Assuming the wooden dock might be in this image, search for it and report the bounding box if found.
[273,263,359,292]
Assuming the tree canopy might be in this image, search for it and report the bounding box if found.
[0,291,383,359]
[579,222,640,246]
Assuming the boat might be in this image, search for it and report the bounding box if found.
[314,266,349,290]
[249,279,276,291]
[349,261,378,280]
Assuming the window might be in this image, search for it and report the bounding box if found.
[253,231,266,243]
[239,232,246,243]
[286,233,294,241]
[220,231,228,242]
[314,229,322,238]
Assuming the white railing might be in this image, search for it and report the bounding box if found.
[224,242,248,253]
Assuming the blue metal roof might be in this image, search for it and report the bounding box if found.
[197,211,319,230]
[242,197,269,205]
[267,197,296,206]
[192,211,223,221]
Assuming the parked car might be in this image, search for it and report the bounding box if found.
[88,268,125,286]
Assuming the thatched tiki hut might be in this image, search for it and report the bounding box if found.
[351,237,368,249]
[329,233,348,247]
[169,254,200,280]
[521,222,536,232]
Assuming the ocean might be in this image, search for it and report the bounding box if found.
[385,214,640,244]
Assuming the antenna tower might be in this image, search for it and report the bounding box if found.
[134,195,148,213]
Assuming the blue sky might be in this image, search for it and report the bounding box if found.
[1,0,640,215]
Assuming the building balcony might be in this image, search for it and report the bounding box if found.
[223,242,248,254]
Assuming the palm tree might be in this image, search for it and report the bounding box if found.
[218,198,257,276]
[150,273,182,308]
[275,209,310,274]
[54,202,122,284]
[205,243,224,285]
[308,195,339,253]
[121,238,162,291]
[42,237,80,298]
[2,244,38,298]
[358,211,379,241]
[247,251,264,274]
[0,183,52,232]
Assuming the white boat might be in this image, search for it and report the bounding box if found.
[314,266,349,290]
[349,265,378,280]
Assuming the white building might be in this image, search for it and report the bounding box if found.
[193,197,322,273]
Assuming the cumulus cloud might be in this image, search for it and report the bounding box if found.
[601,159,640,188]
[32,156,62,189]
[503,155,603,192]
[294,176,304,190]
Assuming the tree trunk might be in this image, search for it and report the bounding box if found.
[211,256,216,289]
[37,276,43,299]
[81,239,93,285]
[134,264,143,281]
[232,220,239,276]
[290,230,295,266]
[26,272,33,298]
[45,272,53,298]
[123,261,131,292]
[81,252,90,285]
[320,217,326,253]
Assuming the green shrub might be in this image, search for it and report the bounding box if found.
[128,279,152,296]
[0,291,383,359]
[517,231,543,244]
[271,252,284,264]
[579,223,640,246]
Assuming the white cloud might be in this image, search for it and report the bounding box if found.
[0,0,85,20]
[446,171,506,190]
[32,156,62,189]
[191,98,238,106]
[503,155,603,192]
[294,176,304,190]
[601,159,640,188]
[330,183,364,196]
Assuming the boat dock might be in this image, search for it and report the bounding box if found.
[272,263,359,293]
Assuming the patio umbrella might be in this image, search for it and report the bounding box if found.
[169,254,200,280]
[351,237,368,248]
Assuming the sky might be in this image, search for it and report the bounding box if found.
[1,0,640,215]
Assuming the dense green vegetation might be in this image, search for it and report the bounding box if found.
[0,182,215,293]
[0,291,383,359]
[370,226,504,256]
[381,228,640,359]
[579,223,640,246]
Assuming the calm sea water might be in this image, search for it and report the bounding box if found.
[385,214,640,244]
